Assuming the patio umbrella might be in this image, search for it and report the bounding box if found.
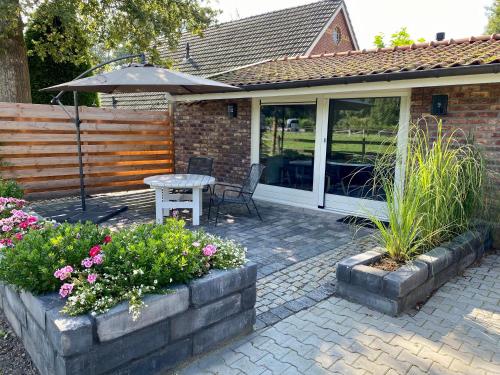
[41,57,240,223]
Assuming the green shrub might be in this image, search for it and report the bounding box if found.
[0,179,24,199]
[0,218,246,318]
[369,119,486,262]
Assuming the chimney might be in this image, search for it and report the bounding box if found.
[436,32,445,41]
[183,42,191,61]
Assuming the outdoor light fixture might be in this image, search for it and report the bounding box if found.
[228,103,237,118]
[431,94,448,115]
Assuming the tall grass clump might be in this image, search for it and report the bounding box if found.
[370,118,486,262]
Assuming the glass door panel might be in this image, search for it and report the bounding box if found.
[259,104,316,191]
[325,97,400,203]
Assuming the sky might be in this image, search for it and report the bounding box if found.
[210,0,493,49]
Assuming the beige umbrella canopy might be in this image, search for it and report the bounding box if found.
[41,63,241,94]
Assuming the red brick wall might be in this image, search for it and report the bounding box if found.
[173,99,252,184]
[309,9,356,55]
[410,83,500,174]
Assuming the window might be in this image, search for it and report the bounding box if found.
[332,27,341,45]
[259,104,317,191]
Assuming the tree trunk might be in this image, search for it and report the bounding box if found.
[0,0,31,103]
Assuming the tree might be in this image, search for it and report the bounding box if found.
[485,0,500,34]
[0,0,218,103]
[25,2,98,106]
[373,27,425,48]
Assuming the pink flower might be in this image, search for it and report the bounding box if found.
[0,238,13,247]
[87,274,97,284]
[1,225,12,232]
[81,257,93,268]
[202,244,217,257]
[89,245,101,257]
[59,283,73,298]
[54,265,74,280]
[19,221,28,229]
[103,235,112,244]
[27,216,38,224]
[14,233,23,241]
[92,254,103,265]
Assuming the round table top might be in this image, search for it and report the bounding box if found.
[144,174,215,188]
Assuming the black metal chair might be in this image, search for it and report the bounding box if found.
[172,156,213,195]
[208,163,265,224]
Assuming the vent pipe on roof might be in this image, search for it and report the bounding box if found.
[183,42,191,61]
[436,32,445,41]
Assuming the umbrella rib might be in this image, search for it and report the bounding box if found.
[181,85,194,94]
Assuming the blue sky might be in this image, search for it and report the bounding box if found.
[211,0,493,49]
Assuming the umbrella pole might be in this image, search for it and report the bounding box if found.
[74,91,86,211]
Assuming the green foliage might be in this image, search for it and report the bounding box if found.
[0,218,246,318]
[5,0,218,67]
[0,222,108,294]
[486,0,500,34]
[369,119,487,262]
[0,179,24,199]
[25,3,99,106]
[373,27,425,48]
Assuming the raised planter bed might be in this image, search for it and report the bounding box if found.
[0,262,257,375]
[336,227,492,316]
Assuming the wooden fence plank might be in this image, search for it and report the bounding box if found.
[0,102,173,199]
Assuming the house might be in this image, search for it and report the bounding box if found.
[100,0,358,109]
[169,34,500,219]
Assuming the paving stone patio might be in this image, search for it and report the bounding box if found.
[30,190,500,374]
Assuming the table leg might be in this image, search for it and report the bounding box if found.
[162,188,170,217]
[155,188,163,224]
[192,188,200,226]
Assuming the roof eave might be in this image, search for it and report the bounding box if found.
[233,64,500,92]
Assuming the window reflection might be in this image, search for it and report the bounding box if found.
[259,104,316,191]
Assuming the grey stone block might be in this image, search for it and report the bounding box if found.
[336,248,384,282]
[241,285,257,310]
[96,285,189,342]
[46,307,93,357]
[458,249,477,273]
[4,285,27,327]
[23,314,55,375]
[171,293,241,340]
[190,263,257,307]
[336,281,399,316]
[351,265,389,293]
[400,277,435,312]
[94,320,169,374]
[193,309,255,355]
[3,302,22,337]
[417,247,454,276]
[433,263,458,289]
[0,282,4,309]
[20,291,61,330]
[257,311,281,326]
[55,354,94,375]
[383,260,428,298]
[113,338,192,375]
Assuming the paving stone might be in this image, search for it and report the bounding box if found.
[258,311,281,326]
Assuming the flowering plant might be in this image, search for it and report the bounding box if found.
[0,197,39,248]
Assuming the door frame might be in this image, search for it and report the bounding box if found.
[316,90,411,219]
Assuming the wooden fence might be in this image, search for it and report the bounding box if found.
[0,102,173,199]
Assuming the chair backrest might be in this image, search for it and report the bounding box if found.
[187,157,213,176]
[241,163,265,195]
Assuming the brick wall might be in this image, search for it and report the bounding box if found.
[309,9,355,55]
[410,83,499,174]
[173,99,252,184]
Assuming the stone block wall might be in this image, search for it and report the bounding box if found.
[336,227,492,316]
[173,99,252,184]
[0,263,257,375]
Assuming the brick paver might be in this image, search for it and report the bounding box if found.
[178,252,500,375]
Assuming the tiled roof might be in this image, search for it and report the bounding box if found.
[208,35,500,89]
[161,0,342,77]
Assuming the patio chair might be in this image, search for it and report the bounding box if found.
[208,163,265,224]
[172,156,214,195]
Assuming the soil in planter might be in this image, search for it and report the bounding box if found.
[371,256,406,272]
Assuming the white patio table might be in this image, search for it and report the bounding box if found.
[144,174,215,226]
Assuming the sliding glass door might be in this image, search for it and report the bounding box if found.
[322,97,402,217]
